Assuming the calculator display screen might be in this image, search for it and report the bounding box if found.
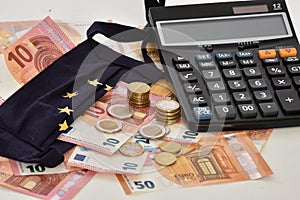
[156,12,292,46]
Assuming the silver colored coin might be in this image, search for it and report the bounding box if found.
[107,104,134,119]
[139,123,167,139]
[95,118,122,133]
[156,100,180,113]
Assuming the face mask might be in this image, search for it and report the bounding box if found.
[0,0,165,167]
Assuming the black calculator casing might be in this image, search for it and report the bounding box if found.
[149,0,300,131]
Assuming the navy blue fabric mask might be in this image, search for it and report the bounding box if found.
[0,0,165,167]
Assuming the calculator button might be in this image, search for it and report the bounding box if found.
[219,60,236,68]
[259,102,278,117]
[243,67,262,78]
[195,53,212,62]
[202,70,221,80]
[184,83,202,94]
[189,95,207,105]
[283,56,300,65]
[238,104,257,118]
[179,72,197,82]
[203,44,213,52]
[266,66,286,77]
[175,63,193,71]
[287,65,300,75]
[223,68,241,80]
[239,59,256,67]
[193,106,212,120]
[233,92,252,104]
[248,79,267,90]
[198,61,217,69]
[253,90,273,103]
[215,105,236,119]
[262,58,280,66]
[272,77,291,89]
[228,80,247,91]
[236,51,253,60]
[215,52,233,61]
[275,89,300,114]
[258,49,277,59]
[212,93,231,104]
[207,81,226,92]
[172,56,189,64]
[279,47,297,58]
[293,76,300,87]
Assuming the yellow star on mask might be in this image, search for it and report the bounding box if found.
[88,79,103,87]
[63,91,78,99]
[58,106,74,115]
[104,84,113,91]
[58,120,69,131]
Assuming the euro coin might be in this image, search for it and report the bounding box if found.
[156,108,181,117]
[107,104,134,119]
[159,142,182,154]
[155,100,180,113]
[155,112,181,120]
[119,142,144,157]
[139,123,166,139]
[154,152,177,166]
[129,100,150,108]
[127,82,150,94]
[155,115,180,125]
[95,118,122,133]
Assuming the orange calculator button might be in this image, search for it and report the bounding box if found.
[279,47,297,58]
[258,49,277,59]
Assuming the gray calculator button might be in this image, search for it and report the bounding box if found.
[207,81,226,92]
[202,70,221,80]
[215,105,236,119]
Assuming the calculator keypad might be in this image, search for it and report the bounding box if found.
[172,46,300,128]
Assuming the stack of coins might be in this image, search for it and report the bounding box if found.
[127,82,150,108]
[155,100,181,125]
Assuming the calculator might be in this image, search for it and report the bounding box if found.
[149,0,300,131]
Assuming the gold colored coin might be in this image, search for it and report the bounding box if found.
[155,115,180,125]
[154,152,177,166]
[159,142,182,154]
[155,112,181,120]
[156,108,181,117]
[127,82,150,94]
[119,142,144,157]
[95,118,122,133]
[129,101,150,108]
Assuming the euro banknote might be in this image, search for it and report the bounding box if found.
[116,132,273,194]
[67,146,148,174]
[0,17,75,99]
[0,156,95,199]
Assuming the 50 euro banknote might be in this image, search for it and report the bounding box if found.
[116,132,273,194]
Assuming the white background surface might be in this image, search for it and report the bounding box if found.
[1,0,300,199]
